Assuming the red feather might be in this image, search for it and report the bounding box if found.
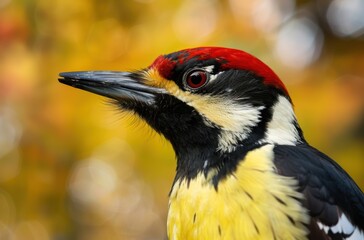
[151,47,288,95]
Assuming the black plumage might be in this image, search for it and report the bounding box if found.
[274,144,364,239]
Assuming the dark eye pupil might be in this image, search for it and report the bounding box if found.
[185,70,208,89]
[190,73,202,84]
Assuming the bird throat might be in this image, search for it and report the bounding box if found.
[167,144,309,240]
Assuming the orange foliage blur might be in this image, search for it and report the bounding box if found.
[0,0,363,239]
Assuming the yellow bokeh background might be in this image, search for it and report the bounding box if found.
[0,0,363,239]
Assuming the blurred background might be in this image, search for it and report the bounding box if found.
[0,0,363,239]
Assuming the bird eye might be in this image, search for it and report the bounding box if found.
[184,69,209,90]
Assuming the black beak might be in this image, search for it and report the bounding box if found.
[59,71,167,104]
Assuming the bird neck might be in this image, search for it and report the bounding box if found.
[173,142,264,188]
[173,96,304,186]
[263,95,304,145]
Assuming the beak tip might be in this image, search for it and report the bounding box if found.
[59,73,73,85]
[59,71,83,79]
[59,71,93,86]
[58,77,68,84]
[58,72,84,87]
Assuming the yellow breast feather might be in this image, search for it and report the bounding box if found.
[167,144,309,240]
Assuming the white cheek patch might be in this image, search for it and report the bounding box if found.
[217,130,247,152]
[215,104,265,152]
[178,93,263,152]
[191,98,261,132]
[264,96,300,145]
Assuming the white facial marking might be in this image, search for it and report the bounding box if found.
[317,213,363,239]
[202,65,224,82]
[216,102,263,152]
[203,65,214,73]
[265,96,300,145]
[348,228,364,240]
[334,214,355,234]
[203,160,208,169]
[218,131,246,152]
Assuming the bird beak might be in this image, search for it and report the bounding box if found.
[58,71,167,104]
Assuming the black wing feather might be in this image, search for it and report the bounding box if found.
[273,144,364,239]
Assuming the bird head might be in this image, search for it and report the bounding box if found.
[59,47,304,181]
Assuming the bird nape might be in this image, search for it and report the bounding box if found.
[59,47,364,240]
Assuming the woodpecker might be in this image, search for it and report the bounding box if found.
[59,47,364,240]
